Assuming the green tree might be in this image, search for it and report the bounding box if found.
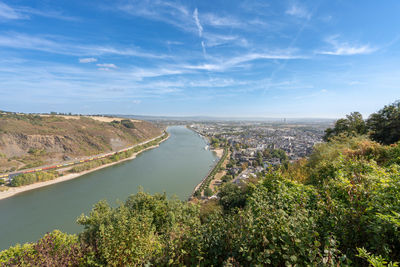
[324,112,367,141]
[204,187,213,197]
[367,100,400,145]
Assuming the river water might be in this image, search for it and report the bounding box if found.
[0,126,216,250]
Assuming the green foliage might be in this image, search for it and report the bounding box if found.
[203,187,213,197]
[77,200,161,266]
[367,101,400,145]
[78,192,203,266]
[120,119,135,129]
[10,171,59,187]
[221,174,233,182]
[357,248,399,267]
[324,101,400,145]
[0,230,86,266]
[218,183,249,212]
[324,112,367,141]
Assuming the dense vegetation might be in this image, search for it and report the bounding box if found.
[10,171,59,187]
[324,101,400,145]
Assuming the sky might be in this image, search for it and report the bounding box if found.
[0,0,399,118]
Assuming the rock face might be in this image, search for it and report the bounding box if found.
[0,114,163,172]
[0,134,72,157]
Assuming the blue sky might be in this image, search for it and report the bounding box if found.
[0,0,399,118]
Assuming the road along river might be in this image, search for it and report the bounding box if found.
[0,126,217,250]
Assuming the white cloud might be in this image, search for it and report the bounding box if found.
[286,3,311,19]
[97,63,117,68]
[184,51,304,71]
[132,99,141,104]
[0,32,169,58]
[201,41,207,58]
[0,2,26,20]
[201,13,242,28]
[79,57,97,63]
[16,6,78,21]
[118,1,195,34]
[203,33,248,48]
[193,8,203,37]
[130,67,184,80]
[0,2,77,21]
[319,45,375,56]
[318,35,376,56]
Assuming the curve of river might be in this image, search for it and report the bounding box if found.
[0,126,216,250]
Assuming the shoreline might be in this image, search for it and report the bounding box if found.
[0,134,169,201]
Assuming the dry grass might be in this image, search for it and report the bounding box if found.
[0,114,162,172]
[40,115,140,123]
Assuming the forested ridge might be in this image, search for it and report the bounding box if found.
[1,102,400,266]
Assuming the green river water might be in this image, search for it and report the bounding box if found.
[0,126,217,250]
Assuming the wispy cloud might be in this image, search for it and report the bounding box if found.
[0,2,27,20]
[185,51,304,71]
[117,1,195,34]
[201,13,243,28]
[130,67,185,80]
[16,6,78,21]
[203,33,248,48]
[0,2,77,21]
[286,3,311,19]
[193,8,203,37]
[97,63,117,69]
[318,35,376,55]
[79,57,97,63]
[0,32,169,58]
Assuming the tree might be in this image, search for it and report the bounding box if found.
[324,112,367,141]
[218,183,249,212]
[204,187,213,197]
[367,101,400,145]
[121,119,135,129]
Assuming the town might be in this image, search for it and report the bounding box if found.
[189,120,331,192]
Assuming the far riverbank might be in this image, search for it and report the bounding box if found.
[0,134,169,201]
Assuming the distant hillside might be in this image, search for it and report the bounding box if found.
[0,114,162,173]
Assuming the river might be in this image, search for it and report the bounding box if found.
[0,126,217,250]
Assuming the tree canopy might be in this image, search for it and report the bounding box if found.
[324,101,400,145]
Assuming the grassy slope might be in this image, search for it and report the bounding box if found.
[0,114,162,172]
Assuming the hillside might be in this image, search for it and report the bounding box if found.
[0,113,162,173]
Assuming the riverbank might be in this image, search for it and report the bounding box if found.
[0,134,169,201]
[190,146,228,199]
[212,148,224,158]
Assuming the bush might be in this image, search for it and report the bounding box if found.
[10,171,59,187]
[0,230,86,266]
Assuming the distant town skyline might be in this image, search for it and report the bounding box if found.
[0,0,399,118]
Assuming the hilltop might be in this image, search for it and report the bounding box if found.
[0,113,162,173]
